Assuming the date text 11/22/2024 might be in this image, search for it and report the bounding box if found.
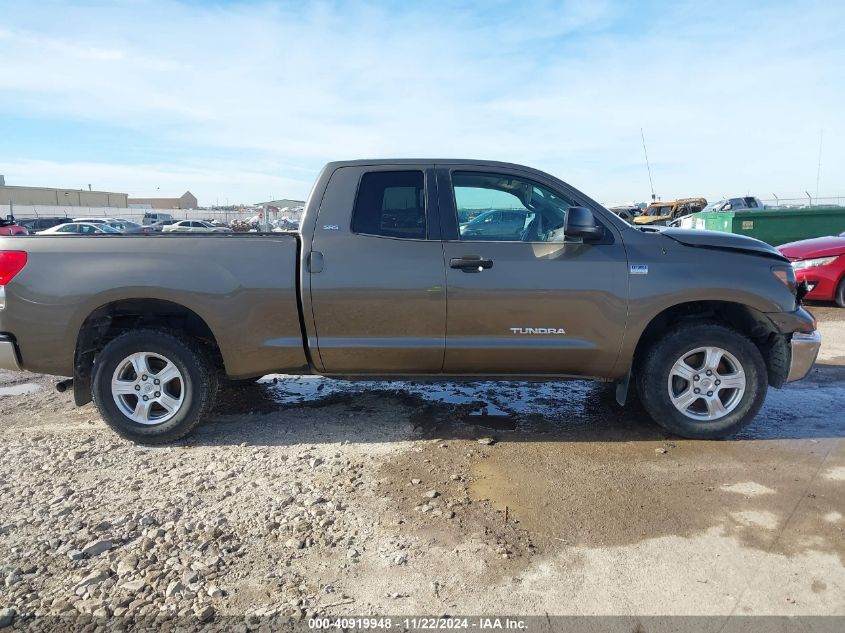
[308,617,527,630]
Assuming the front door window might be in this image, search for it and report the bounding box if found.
[453,172,577,243]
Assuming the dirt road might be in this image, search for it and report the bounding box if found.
[0,307,843,627]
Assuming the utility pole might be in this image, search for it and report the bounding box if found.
[640,128,656,202]
[815,127,823,203]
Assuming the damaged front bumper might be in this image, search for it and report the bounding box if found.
[786,330,821,382]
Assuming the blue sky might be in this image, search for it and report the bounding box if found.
[1,0,843,206]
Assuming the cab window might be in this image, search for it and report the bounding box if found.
[352,171,426,239]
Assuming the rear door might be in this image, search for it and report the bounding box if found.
[308,164,447,373]
[437,165,628,377]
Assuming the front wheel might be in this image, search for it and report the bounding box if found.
[637,323,767,439]
[835,276,845,308]
[92,329,218,444]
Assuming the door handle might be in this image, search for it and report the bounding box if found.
[450,256,493,272]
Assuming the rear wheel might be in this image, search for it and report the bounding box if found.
[92,329,218,444]
[637,323,767,439]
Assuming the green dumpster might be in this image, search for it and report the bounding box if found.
[685,206,845,246]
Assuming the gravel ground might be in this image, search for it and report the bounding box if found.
[0,306,843,630]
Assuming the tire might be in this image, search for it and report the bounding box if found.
[636,323,767,439]
[91,329,218,444]
[835,276,845,308]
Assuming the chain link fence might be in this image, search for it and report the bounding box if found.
[760,196,844,208]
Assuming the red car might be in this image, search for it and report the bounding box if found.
[778,231,845,307]
[0,219,28,236]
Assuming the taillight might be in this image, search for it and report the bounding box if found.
[0,251,28,285]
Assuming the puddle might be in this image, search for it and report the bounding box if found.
[463,413,517,431]
[261,374,594,417]
[0,383,42,397]
[256,366,845,441]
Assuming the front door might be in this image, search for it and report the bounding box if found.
[309,164,447,373]
[438,166,628,377]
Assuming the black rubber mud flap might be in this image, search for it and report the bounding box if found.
[73,350,94,406]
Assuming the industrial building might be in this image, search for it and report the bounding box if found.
[256,198,306,208]
[0,179,128,208]
[128,191,198,210]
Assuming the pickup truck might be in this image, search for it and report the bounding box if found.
[0,218,28,236]
[0,159,820,443]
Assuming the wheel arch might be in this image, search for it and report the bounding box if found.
[74,298,223,406]
[630,300,789,390]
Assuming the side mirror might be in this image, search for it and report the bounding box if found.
[564,207,603,241]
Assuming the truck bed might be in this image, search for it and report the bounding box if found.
[0,233,309,378]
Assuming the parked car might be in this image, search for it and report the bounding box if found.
[71,217,151,233]
[459,209,531,240]
[17,217,71,233]
[634,197,708,226]
[0,219,28,236]
[162,220,232,233]
[149,220,178,232]
[110,220,152,234]
[702,197,765,213]
[39,222,122,235]
[605,203,642,223]
[0,159,819,444]
[778,231,845,307]
[142,212,175,226]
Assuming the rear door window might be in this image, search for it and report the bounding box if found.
[351,171,427,239]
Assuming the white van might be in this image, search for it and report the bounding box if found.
[142,212,175,225]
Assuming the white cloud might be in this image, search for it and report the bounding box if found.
[0,0,843,204]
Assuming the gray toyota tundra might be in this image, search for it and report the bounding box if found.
[0,160,821,443]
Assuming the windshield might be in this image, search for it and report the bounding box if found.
[644,205,673,216]
[703,200,727,213]
[99,225,122,233]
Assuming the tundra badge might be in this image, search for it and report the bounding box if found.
[630,264,649,275]
[510,327,566,335]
